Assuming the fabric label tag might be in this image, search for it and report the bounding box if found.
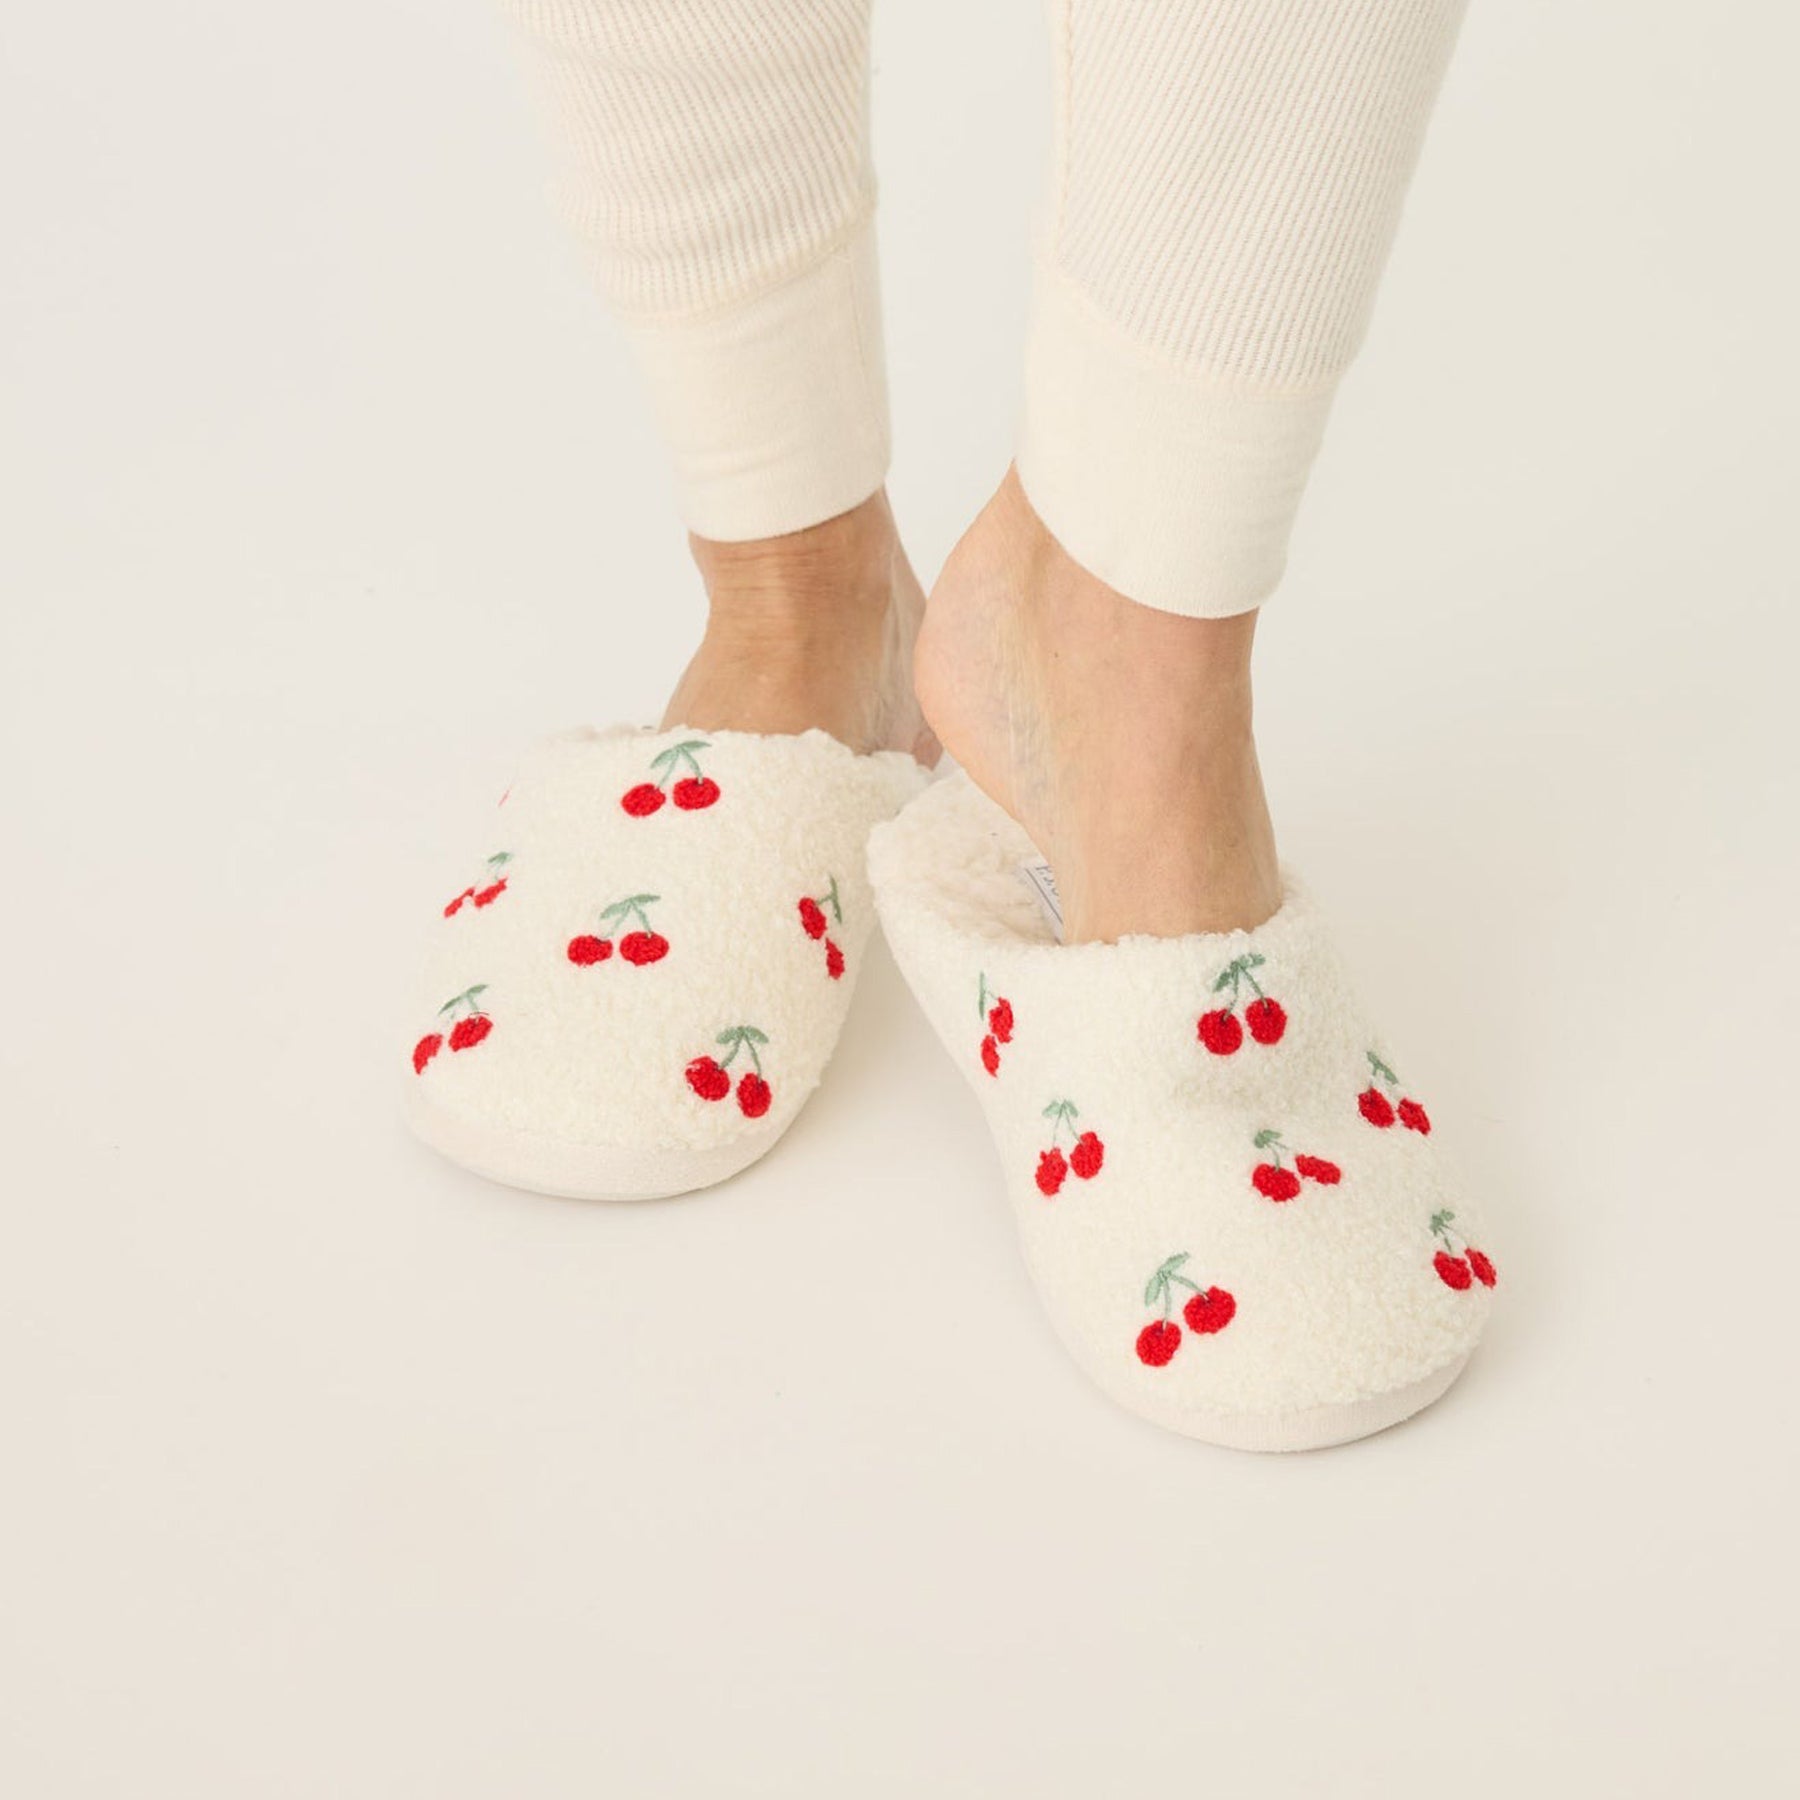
[1017,858,1064,942]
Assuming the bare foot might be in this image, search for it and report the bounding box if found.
[663,490,937,762]
[914,469,1281,943]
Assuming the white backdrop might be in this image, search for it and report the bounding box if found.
[3,3,1797,1794]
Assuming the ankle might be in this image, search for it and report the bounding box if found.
[690,491,899,636]
[918,468,1282,941]
[662,488,930,756]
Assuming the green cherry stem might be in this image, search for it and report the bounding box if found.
[716,1026,765,1075]
[1150,1266,1202,1321]
[1145,1252,1192,1309]
[602,893,659,932]
[651,741,707,782]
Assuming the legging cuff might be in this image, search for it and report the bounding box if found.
[620,217,890,541]
[1017,268,1338,619]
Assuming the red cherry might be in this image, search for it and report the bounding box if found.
[471,880,507,907]
[1136,1320,1182,1367]
[1293,1153,1341,1185]
[1245,996,1287,1044]
[443,888,474,918]
[988,997,1014,1044]
[737,1071,771,1118]
[1198,1009,1243,1055]
[1183,1287,1236,1335]
[824,939,845,980]
[567,934,612,966]
[1035,1147,1068,1196]
[1358,1087,1396,1128]
[619,931,669,965]
[798,897,827,939]
[1069,1131,1104,1180]
[1397,1098,1432,1134]
[685,1056,730,1101]
[412,1032,443,1075]
[672,776,720,810]
[1434,1251,1473,1290]
[448,1014,492,1052]
[1252,1162,1301,1202]
[621,783,665,817]
[980,1035,1000,1076]
[1467,1248,1497,1288]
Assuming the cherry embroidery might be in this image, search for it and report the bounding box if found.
[1430,1209,1496,1290]
[1249,1128,1340,1202]
[797,876,846,980]
[684,1056,730,1102]
[1135,1252,1237,1366]
[797,878,835,940]
[978,973,1013,1077]
[1035,1099,1104,1195]
[1197,953,1287,1055]
[1359,1051,1431,1133]
[687,1024,772,1117]
[621,740,720,816]
[1071,1130,1104,1180]
[444,852,513,917]
[414,984,493,1071]
[568,893,669,967]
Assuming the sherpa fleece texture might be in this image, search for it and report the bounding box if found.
[406,726,927,1199]
[869,774,1496,1451]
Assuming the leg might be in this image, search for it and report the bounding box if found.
[918,0,1466,938]
[876,4,1493,1448]
[504,0,929,755]
[406,3,935,1203]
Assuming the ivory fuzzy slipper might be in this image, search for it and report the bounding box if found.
[869,773,1497,1452]
[406,726,927,1199]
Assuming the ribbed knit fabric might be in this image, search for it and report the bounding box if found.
[504,1,1463,609]
[1020,0,1466,614]
[503,0,888,539]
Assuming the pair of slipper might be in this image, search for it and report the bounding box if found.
[407,725,1495,1451]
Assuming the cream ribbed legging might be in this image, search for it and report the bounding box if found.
[505,1,1464,618]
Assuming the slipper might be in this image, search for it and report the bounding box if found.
[869,773,1497,1451]
[406,726,928,1200]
